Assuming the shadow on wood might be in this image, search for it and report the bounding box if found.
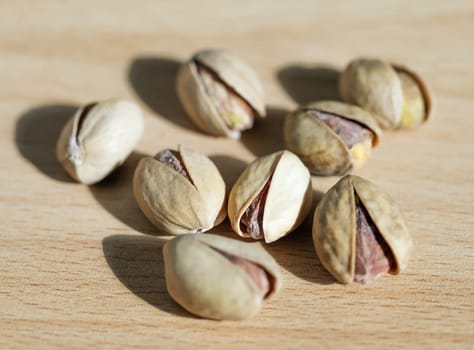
[128,56,197,132]
[209,154,248,190]
[277,64,341,105]
[263,188,335,285]
[264,228,335,285]
[15,104,78,182]
[240,106,288,157]
[89,152,158,236]
[102,234,194,319]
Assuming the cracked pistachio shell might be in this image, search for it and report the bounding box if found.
[393,64,432,129]
[284,100,381,176]
[56,99,144,185]
[163,233,281,320]
[133,147,226,234]
[176,49,265,139]
[312,175,412,284]
[228,150,313,243]
[339,58,431,129]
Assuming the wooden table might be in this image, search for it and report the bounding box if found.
[2,1,473,348]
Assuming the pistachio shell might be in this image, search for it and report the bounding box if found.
[339,58,403,129]
[351,176,411,272]
[56,99,144,185]
[312,175,412,284]
[392,64,432,129]
[176,49,265,139]
[196,50,265,116]
[228,150,313,243]
[133,147,226,234]
[284,101,381,176]
[163,233,281,320]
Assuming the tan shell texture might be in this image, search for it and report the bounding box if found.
[284,101,381,176]
[163,234,281,320]
[133,147,226,234]
[56,99,144,185]
[339,58,403,129]
[176,49,265,139]
[312,175,412,284]
[228,150,313,243]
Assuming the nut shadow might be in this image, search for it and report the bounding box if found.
[209,154,248,190]
[241,106,289,157]
[264,227,335,285]
[207,155,248,236]
[263,187,334,285]
[277,64,341,105]
[15,104,78,182]
[128,56,196,132]
[89,152,158,236]
[102,234,194,318]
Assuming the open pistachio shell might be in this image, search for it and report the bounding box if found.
[392,64,432,129]
[339,58,432,129]
[163,233,281,320]
[176,49,265,139]
[228,150,313,243]
[56,99,144,185]
[312,175,412,284]
[133,147,226,234]
[284,101,381,176]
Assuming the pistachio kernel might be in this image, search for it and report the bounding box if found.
[396,69,426,128]
[354,193,395,283]
[240,176,273,240]
[214,248,272,298]
[154,149,193,184]
[309,109,374,166]
[195,61,254,131]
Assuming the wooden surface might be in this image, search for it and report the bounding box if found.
[1,1,473,348]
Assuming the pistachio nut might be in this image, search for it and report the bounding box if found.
[56,99,144,185]
[228,150,313,243]
[284,100,381,176]
[312,175,412,284]
[176,49,265,139]
[133,147,226,234]
[163,233,281,320]
[339,58,432,129]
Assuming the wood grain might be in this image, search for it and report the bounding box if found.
[1,1,473,348]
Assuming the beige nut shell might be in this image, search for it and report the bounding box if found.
[284,100,381,176]
[56,99,144,185]
[228,150,313,243]
[312,175,412,284]
[176,49,265,139]
[163,233,281,320]
[133,147,226,234]
[339,58,403,129]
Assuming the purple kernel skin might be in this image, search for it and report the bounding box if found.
[354,195,395,283]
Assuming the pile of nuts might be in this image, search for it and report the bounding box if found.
[56,49,431,320]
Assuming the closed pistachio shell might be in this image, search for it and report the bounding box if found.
[56,99,144,185]
[176,49,265,139]
[228,150,313,243]
[284,101,381,176]
[339,58,432,129]
[312,175,412,284]
[163,233,281,320]
[133,147,226,234]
